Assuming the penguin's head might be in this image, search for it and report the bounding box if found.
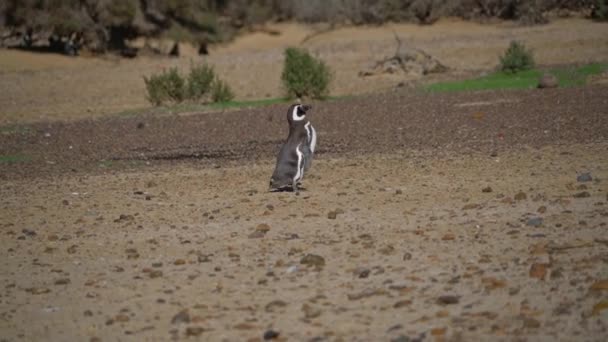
[287,104,311,125]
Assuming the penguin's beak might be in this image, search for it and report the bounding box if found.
[302,105,312,112]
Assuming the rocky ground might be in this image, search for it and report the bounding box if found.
[1,17,608,342]
[1,84,608,341]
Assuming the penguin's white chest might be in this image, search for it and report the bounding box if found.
[304,122,317,153]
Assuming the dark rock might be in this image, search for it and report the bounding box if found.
[263,330,280,340]
[300,254,325,268]
[436,295,460,305]
[577,173,592,182]
[171,309,190,324]
[482,186,493,193]
[186,327,206,336]
[573,191,590,198]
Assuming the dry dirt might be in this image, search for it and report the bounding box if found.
[1,19,608,342]
[1,18,608,124]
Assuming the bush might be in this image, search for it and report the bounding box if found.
[499,41,535,73]
[144,64,234,105]
[187,63,215,100]
[144,68,186,105]
[211,78,235,103]
[281,47,331,99]
[592,0,608,20]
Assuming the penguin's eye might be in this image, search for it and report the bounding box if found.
[297,107,306,116]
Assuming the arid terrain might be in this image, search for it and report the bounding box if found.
[1,19,608,342]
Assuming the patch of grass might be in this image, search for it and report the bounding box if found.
[425,63,608,93]
[0,125,32,135]
[0,154,30,163]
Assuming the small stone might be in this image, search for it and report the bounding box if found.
[523,317,541,328]
[54,278,71,285]
[263,330,280,340]
[529,263,548,280]
[115,314,130,322]
[537,73,558,89]
[514,191,527,201]
[353,267,370,278]
[462,203,479,210]
[537,206,547,214]
[590,279,608,291]
[301,303,322,319]
[576,173,592,182]
[327,211,337,219]
[442,233,455,241]
[393,300,412,308]
[186,327,206,336]
[256,223,271,232]
[526,217,543,227]
[171,309,190,324]
[573,191,590,198]
[300,254,325,268]
[265,300,288,313]
[436,295,460,305]
[149,270,163,278]
[402,252,412,261]
[174,259,186,265]
[482,186,493,193]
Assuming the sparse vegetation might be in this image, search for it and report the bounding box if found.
[281,47,331,99]
[144,64,234,105]
[187,64,216,101]
[144,68,186,106]
[592,0,608,20]
[499,41,535,73]
[425,63,608,92]
[1,1,602,57]
[211,78,235,103]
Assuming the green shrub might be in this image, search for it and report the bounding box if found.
[144,65,234,105]
[144,68,186,105]
[281,47,331,99]
[187,63,216,100]
[211,78,235,103]
[592,0,608,21]
[499,41,535,74]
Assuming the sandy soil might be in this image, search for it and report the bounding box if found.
[0,18,607,124]
[2,143,607,341]
[1,82,608,340]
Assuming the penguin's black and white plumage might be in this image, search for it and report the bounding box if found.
[270,104,317,192]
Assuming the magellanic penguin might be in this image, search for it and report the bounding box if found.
[270,104,317,192]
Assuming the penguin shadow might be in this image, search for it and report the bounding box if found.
[269,184,307,195]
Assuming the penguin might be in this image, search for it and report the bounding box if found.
[270,103,317,192]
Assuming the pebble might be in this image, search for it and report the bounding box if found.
[300,254,325,268]
[186,327,206,336]
[482,186,493,193]
[526,217,543,227]
[171,309,190,324]
[402,252,412,261]
[576,172,592,182]
[573,191,590,198]
[514,191,527,201]
[436,295,460,305]
[353,267,371,278]
[263,330,280,340]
